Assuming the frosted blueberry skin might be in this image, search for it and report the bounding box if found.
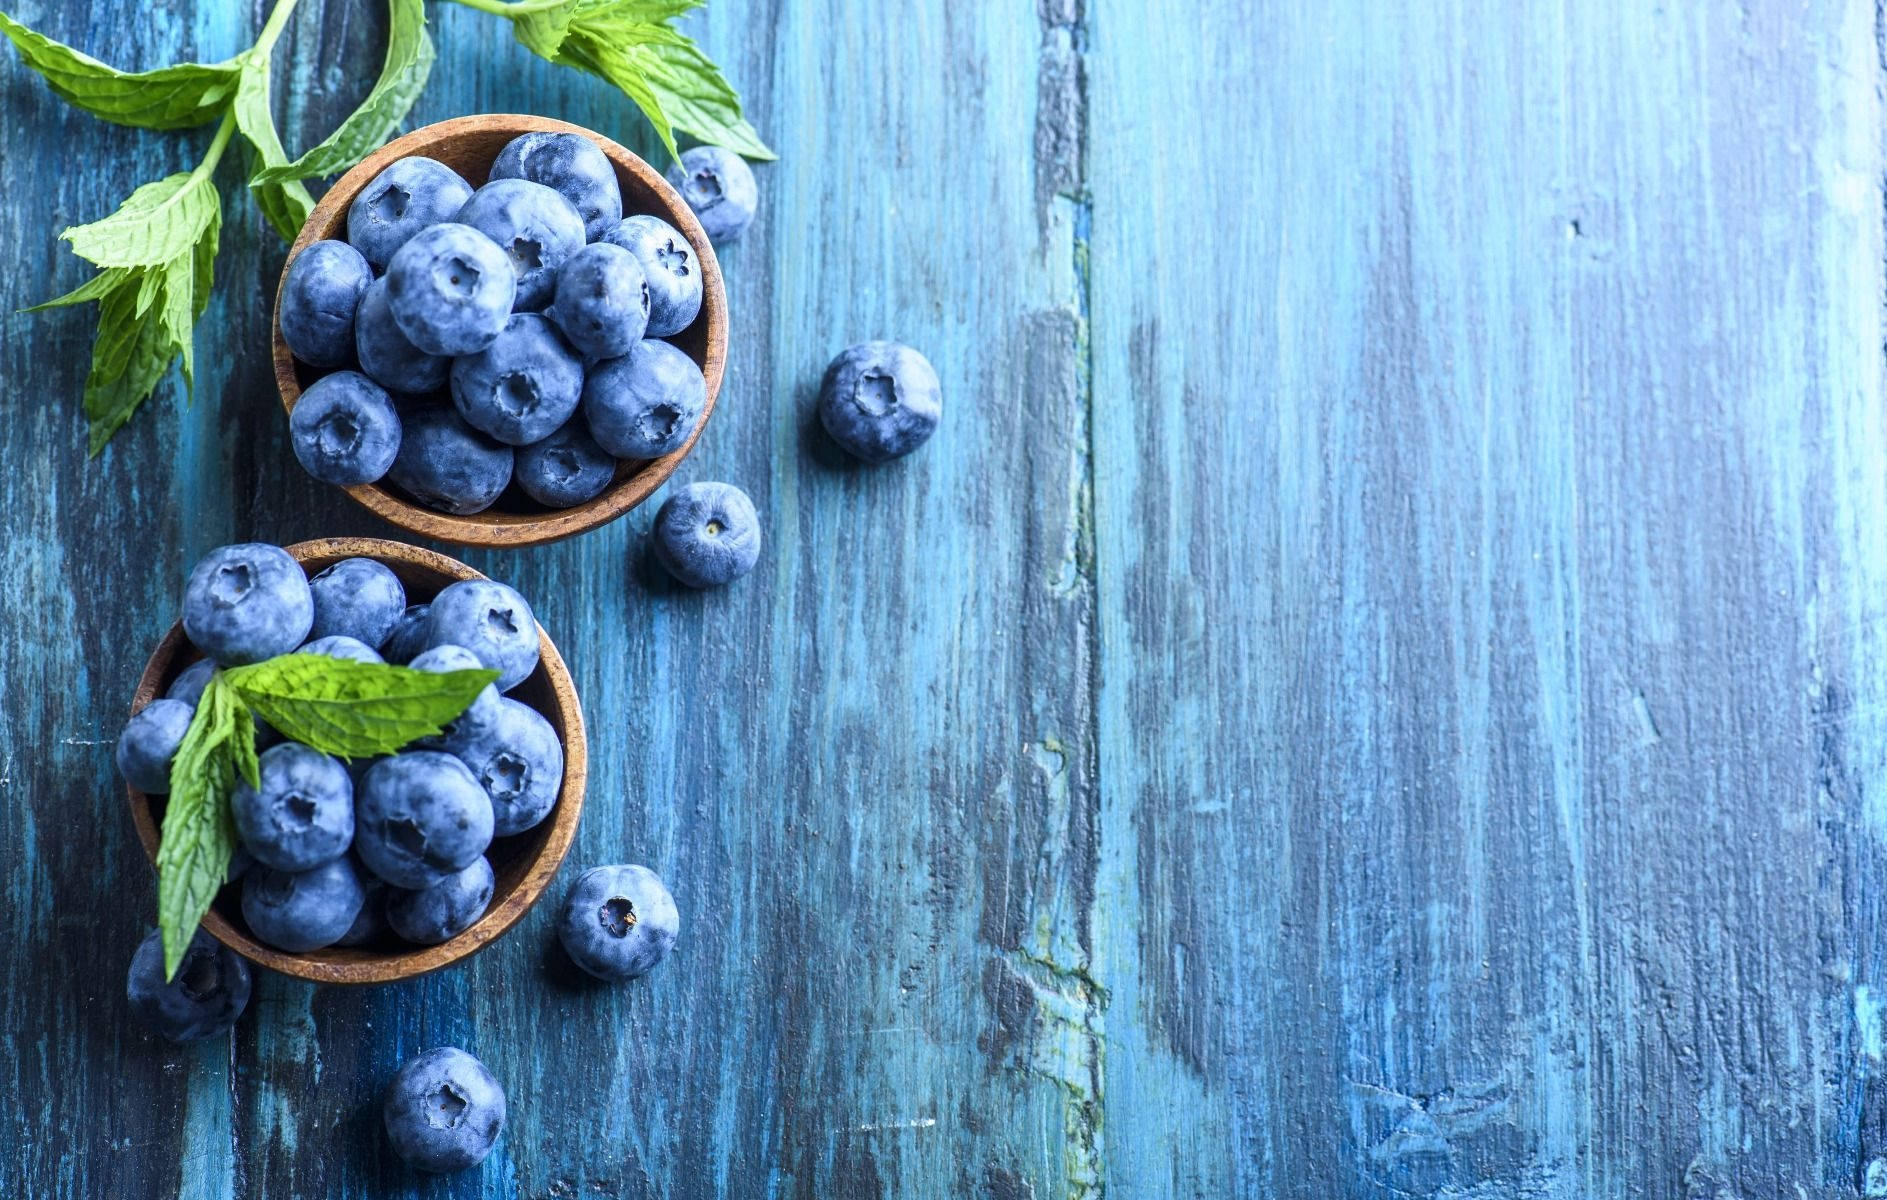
[386,405,515,516]
[381,603,434,664]
[515,419,617,509]
[290,370,402,485]
[449,313,584,446]
[666,145,758,244]
[299,634,385,664]
[231,742,355,872]
[307,557,406,648]
[558,864,679,982]
[387,856,494,945]
[445,696,562,836]
[581,339,706,460]
[652,481,761,588]
[385,223,517,356]
[126,928,251,1043]
[241,855,369,953]
[489,131,622,241]
[346,156,474,271]
[453,178,586,311]
[545,242,649,361]
[335,874,389,946]
[165,657,215,706]
[117,698,194,794]
[383,1047,506,1173]
[355,276,449,394]
[817,340,942,463]
[425,579,539,691]
[600,214,702,336]
[354,751,494,890]
[182,543,314,665]
[279,239,371,367]
[408,643,503,742]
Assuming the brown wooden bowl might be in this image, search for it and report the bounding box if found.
[126,537,588,984]
[273,114,727,547]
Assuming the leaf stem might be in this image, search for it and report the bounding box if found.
[447,0,571,16]
[252,0,302,59]
[192,108,239,185]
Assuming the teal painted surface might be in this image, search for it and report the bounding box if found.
[1,0,1884,1196]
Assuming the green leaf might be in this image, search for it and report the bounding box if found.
[155,675,252,981]
[0,10,238,130]
[634,37,773,160]
[223,655,500,759]
[252,0,435,187]
[60,170,220,268]
[231,54,313,241]
[567,35,680,161]
[21,266,134,312]
[510,1,578,59]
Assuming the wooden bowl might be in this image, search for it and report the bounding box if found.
[125,537,588,985]
[273,114,727,548]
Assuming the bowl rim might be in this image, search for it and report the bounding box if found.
[125,536,589,985]
[273,113,727,548]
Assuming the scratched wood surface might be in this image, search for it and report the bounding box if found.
[1,0,1883,1196]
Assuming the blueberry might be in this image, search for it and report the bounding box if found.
[232,742,354,872]
[515,419,618,509]
[601,214,702,336]
[290,370,402,486]
[453,178,586,311]
[581,339,706,460]
[242,855,369,952]
[116,698,193,794]
[347,156,474,271]
[279,239,372,368]
[182,543,314,665]
[298,634,385,664]
[387,856,494,945]
[382,604,434,664]
[383,1047,506,1173]
[449,313,584,445]
[558,864,679,981]
[490,131,622,241]
[308,557,407,648]
[335,875,389,947]
[165,657,215,706]
[425,579,539,691]
[817,341,942,463]
[386,405,515,516]
[543,242,648,362]
[651,481,761,588]
[408,643,503,740]
[666,145,758,244]
[228,846,255,882]
[355,751,494,889]
[355,275,449,394]
[385,223,517,356]
[126,928,250,1042]
[445,697,561,836]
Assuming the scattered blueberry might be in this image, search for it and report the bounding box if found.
[515,419,617,509]
[425,579,540,691]
[817,341,942,463]
[165,657,215,706]
[453,178,586,311]
[582,338,706,460]
[545,241,648,361]
[279,239,372,368]
[347,156,474,271]
[408,643,503,740]
[601,214,702,336]
[126,928,251,1042]
[307,557,407,648]
[232,742,355,872]
[651,481,761,588]
[354,751,494,889]
[242,855,369,953]
[446,697,562,836]
[450,312,584,445]
[116,698,194,794]
[385,223,517,356]
[558,864,679,982]
[386,856,494,945]
[335,874,389,947]
[355,275,449,394]
[385,405,515,516]
[182,543,314,665]
[299,634,385,664]
[290,370,402,485]
[383,1046,506,1173]
[667,145,758,244]
[490,131,622,241]
[381,603,434,664]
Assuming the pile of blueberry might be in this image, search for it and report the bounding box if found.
[279,133,759,516]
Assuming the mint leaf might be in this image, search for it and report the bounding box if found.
[223,654,500,758]
[61,170,220,268]
[231,54,314,241]
[155,674,253,981]
[0,11,238,130]
[635,37,774,160]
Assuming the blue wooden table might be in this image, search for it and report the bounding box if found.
[3,0,1882,1196]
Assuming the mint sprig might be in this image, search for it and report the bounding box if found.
[153,653,498,980]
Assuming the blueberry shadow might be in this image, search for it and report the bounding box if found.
[628,536,685,597]
[799,382,865,474]
[539,928,615,994]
